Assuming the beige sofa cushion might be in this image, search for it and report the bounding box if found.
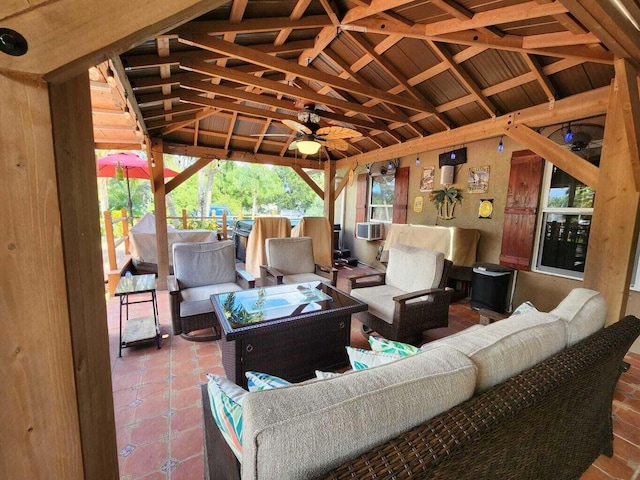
[241,345,477,480]
[550,288,607,346]
[433,312,567,392]
[385,244,444,292]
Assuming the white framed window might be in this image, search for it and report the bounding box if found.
[368,173,395,222]
[532,161,595,279]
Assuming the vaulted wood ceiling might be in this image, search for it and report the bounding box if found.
[108,0,640,167]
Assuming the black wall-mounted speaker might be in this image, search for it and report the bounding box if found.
[439,147,467,167]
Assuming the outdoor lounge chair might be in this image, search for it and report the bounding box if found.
[348,243,453,345]
[260,237,337,286]
[168,240,254,341]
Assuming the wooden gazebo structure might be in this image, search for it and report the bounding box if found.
[2,1,640,478]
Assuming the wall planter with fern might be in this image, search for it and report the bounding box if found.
[430,186,463,220]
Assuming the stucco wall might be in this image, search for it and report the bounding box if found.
[341,136,516,268]
[338,134,640,354]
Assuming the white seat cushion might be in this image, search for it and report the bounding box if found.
[281,272,329,284]
[385,244,444,292]
[350,284,403,323]
[434,311,567,392]
[241,344,477,480]
[180,283,243,317]
[550,288,607,346]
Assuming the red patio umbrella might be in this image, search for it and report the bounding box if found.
[97,152,179,224]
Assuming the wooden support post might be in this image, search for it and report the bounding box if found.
[104,211,117,270]
[49,73,119,478]
[324,158,336,254]
[182,208,188,229]
[151,138,170,290]
[584,81,640,325]
[222,210,228,239]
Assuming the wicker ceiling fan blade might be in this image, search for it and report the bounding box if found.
[315,126,362,139]
[322,138,349,151]
[282,119,312,134]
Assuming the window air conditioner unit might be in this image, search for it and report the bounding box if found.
[356,222,382,241]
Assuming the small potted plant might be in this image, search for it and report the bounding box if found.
[430,186,463,220]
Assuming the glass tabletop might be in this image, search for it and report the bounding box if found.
[114,274,156,295]
[214,282,335,328]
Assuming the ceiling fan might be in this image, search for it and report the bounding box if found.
[257,108,362,155]
[548,123,604,163]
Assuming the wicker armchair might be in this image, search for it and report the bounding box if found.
[348,244,453,345]
[168,241,254,342]
[260,237,337,286]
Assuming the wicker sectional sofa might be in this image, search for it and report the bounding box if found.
[202,289,640,479]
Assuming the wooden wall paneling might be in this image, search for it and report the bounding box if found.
[584,82,640,325]
[151,138,170,290]
[49,73,119,479]
[0,73,85,478]
[392,166,409,224]
[499,151,543,270]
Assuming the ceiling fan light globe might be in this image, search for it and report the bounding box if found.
[297,139,321,155]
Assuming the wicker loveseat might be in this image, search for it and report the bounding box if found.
[202,290,640,480]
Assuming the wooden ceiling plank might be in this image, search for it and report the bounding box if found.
[523,31,601,49]
[427,40,497,117]
[506,124,599,188]
[336,85,610,169]
[342,0,418,24]
[614,58,640,191]
[160,108,220,135]
[142,103,204,120]
[179,34,433,114]
[343,30,450,129]
[175,14,332,35]
[180,60,408,122]
[522,54,557,102]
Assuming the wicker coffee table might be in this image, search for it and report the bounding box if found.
[211,282,367,387]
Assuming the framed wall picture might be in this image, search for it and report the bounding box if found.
[420,166,435,192]
[468,166,490,193]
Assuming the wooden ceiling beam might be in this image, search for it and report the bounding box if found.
[180,79,388,130]
[522,54,557,102]
[292,165,324,199]
[122,40,315,70]
[165,157,216,194]
[560,0,640,65]
[178,34,436,114]
[505,124,599,189]
[533,0,588,34]
[180,60,408,122]
[142,103,203,120]
[344,18,614,64]
[523,31,600,49]
[0,0,229,80]
[161,108,222,135]
[337,85,610,168]
[175,15,332,35]
[163,143,322,169]
[342,0,416,24]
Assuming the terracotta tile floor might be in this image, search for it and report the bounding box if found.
[107,266,640,479]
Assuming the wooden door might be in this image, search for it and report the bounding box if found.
[355,172,368,227]
[499,151,544,270]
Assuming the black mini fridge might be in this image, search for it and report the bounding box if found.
[470,263,514,313]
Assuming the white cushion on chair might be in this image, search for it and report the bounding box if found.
[385,244,444,292]
[281,273,328,284]
[266,237,316,275]
[173,240,237,288]
[350,284,402,324]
